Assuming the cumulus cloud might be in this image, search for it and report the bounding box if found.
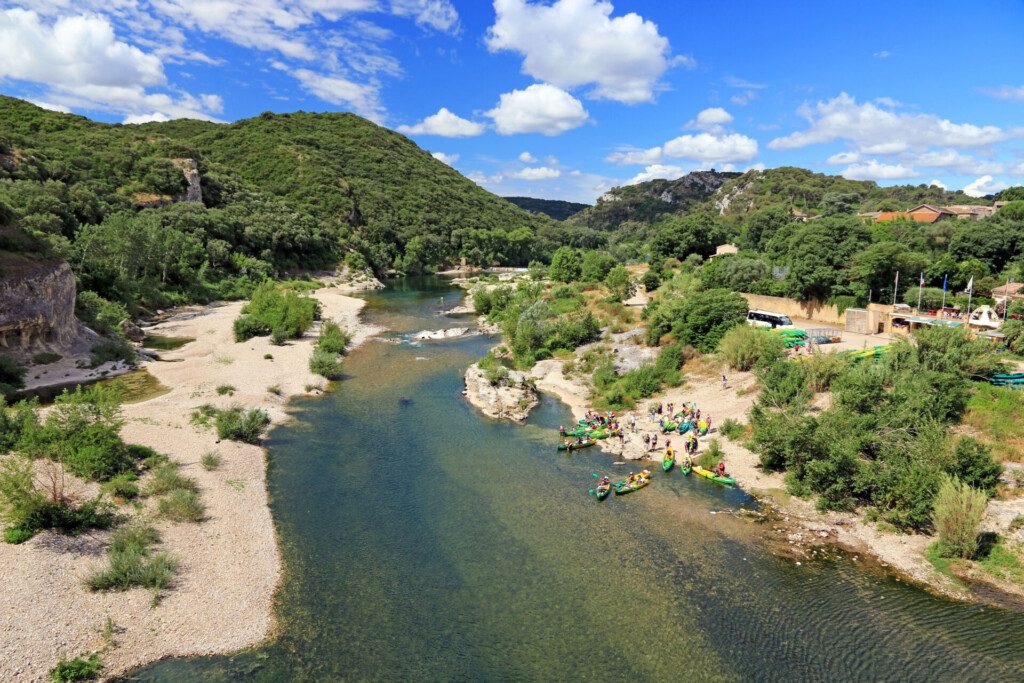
[769,92,1017,151]
[486,83,589,136]
[689,107,733,130]
[980,85,1024,101]
[27,99,71,113]
[840,160,917,181]
[397,107,486,136]
[625,163,686,185]
[389,0,460,32]
[663,132,758,164]
[929,179,947,190]
[508,166,561,180]
[826,151,861,165]
[123,112,172,124]
[431,151,459,165]
[910,149,1003,175]
[518,151,538,163]
[604,146,663,165]
[278,65,384,120]
[963,175,1008,198]
[485,0,678,104]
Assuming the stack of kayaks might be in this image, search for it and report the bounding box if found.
[776,329,808,348]
[991,372,1024,388]
[557,439,595,451]
[692,465,734,486]
[614,470,651,495]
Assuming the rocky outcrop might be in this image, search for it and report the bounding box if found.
[328,265,385,292]
[413,327,478,341]
[171,158,202,202]
[0,257,78,352]
[464,363,539,422]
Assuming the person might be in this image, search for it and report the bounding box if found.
[630,413,637,433]
[657,403,663,415]
[652,433,659,450]
[559,425,566,437]
[665,443,674,461]
[722,373,728,389]
[643,433,650,450]
[716,461,727,478]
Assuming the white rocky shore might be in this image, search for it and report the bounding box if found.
[463,363,539,422]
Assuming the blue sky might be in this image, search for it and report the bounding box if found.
[1,0,1023,203]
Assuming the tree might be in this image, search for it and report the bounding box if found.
[700,254,770,292]
[785,217,871,300]
[740,205,793,252]
[667,289,748,352]
[932,476,986,558]
[604,265,634,302]
[548,247,581,283]
[650,214,719,261]
[820,191,860,216]
[581,251,616,282]
[849,242,929,304]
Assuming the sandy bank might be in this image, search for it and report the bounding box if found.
[0,286,378,681]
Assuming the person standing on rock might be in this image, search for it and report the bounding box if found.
[652,433,658,451]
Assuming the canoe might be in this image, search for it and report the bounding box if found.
[588,428,610,439]
[595,482,612,500]
[558,439,595,451]
[677,421,693,434]
[663,451,674,472]
[662,421,677,432]
[692,465,734,486]
[614,470,651,495]
[680,458,692,475]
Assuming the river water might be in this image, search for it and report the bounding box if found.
[129,277,1024,681]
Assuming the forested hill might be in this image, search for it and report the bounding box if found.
[504,196,590,221]
[0,96,598,314]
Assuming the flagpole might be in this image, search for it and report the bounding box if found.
[1004,279,1012,323]
[893,271,899,306]
[966,277,974,326]
[917,273,924,313]
[941,274,948,312]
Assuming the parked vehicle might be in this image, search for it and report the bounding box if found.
[746,310,794,329]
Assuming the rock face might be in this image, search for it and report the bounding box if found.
[464,363,539,422]
[171,158,202,202]
[0,257,78,352]
[413,327,478,341]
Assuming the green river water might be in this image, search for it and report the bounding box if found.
[128,277,1024,681]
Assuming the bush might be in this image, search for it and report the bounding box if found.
[88,339,136,368]
[309,347,343,379]
[201,452,221,470]
[145,464,198,496]
[581,251,616,282]
[76,290,128,336]
[158,489,205,523]
[318,320,350,354]
[267,384,282,396]
[215,384,235,396]
[641,269,661,292]
[50,653,102,682]
[233,315,271,342]
[100,472,139,500]
[718,325,786,371]
[32,352,61,365]
[933,476,987,558]
[649,288,748,352]
[0,356,26,397]
[85,525,177,592]
[233,281,320,342]
[215,406,270,443]
[802,351,849,392]
[948,437,1001,494]
[4,526,35,544]
[720,418,744,440]
[64,439,134,481]
[478,353,509,385]
[604,265,634,302]
[696,439,723,469]
[548,247,582,282]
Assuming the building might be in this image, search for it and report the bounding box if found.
[711,243,738,258]
[993,282,1024,307]
[875,204,958,223]
[945,204,996,220]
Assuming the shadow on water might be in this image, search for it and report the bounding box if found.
[127,276,1024,682]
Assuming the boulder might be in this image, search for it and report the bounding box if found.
[121,319,145,342]
[464,363,538,422]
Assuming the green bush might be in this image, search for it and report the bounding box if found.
[309,347,343,379]
[4,526,35,544]
[581,251,616,282]
[88,338,136,368]
[696,439,723,469]
[50,652,102,682]
[100,472,139,500]
[802,351,849,392]
[720,418,744,440]
[0,356,27,397]
[548,247,581,282]
[233,281,320,342]
[145,464,198,496]
[215,406,270,443]
[640,269,661,292]
[478,353,509,385]
[648,288,748,352]
[933,476,987,558]
[76,290,128,336]
[85,525,177,592]
[201,452,221,470]
[472,288,494,315]
[717,325,786,371]
[64,440,134,481]
[318,320,350,354]
[158,489,206,523]
[948,437,1001,494]
[233,315,271,342]
[215,384,235,396]
[32,352,61,365]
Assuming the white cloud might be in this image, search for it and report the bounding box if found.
[280,66,383,120]
[397,107,486,137]
[874,50,892,59]
[690,107,733,130]
[604,146,662,165]
[486,0,677,104]
[508,166,561,180]
[663,132,758,164]
[963,175,1009,198]
[546,154,558,165]
[929,179,947,190]
[431,151,459,165]
[911,149,1003,175]
[518,151,538,163]
[826,151,861,165]
[840,160,917,181]
[389,0,460,32]
[770,92,1017,151]
[27,99,70,113]
[123,112,172,124]
[625,164,687,185]
[980,85,1024,101]
[486,83,589,136]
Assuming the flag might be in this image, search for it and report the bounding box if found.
[966,276,974,294]
[919,273,926,286]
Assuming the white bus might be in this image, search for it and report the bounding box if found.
[746,310,794,329]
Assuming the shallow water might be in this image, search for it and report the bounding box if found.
[129,277,1024,681]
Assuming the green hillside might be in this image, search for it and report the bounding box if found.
[504,196,590,221]
[0,96,592,313]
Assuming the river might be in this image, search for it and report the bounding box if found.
[128,277,1024,681]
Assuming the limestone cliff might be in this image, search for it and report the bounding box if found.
[0,255,78,352]
[170,158,202,202]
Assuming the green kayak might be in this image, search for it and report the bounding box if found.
[588,428,611,439]
[680,458,692,475]
[558,439,595,451]
[663,451,674,472]
[614,470,651,495]
[595,482,612,500]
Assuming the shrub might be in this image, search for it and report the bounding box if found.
[0,356,27,397]
[802,351,848,392]
[145,464,198,496]
[233,315,271,342]
[100,472,139,501]
[64,440,134,481]
[948,437,1001,494]
[88,339,136,368]
[201,452,221,470]
[76,290,129,336]
[233,281,320,343]
[548,247,582,283]
[158,489,206,523]
[472,288,493,315]
[309,347,343,379]
[604,265,634,302]
[263,353,274,360]
[32,352,62,365]
[318,320,350,354]
[641,269,661,292]
[50,653,102,682]
[267,384,282,396]
[85,525,177,592]
[933,476,987,558]
[4,526,34,544]
[478,353,509,385]
[657,288,748,352]
[718,325,786,371]
[720,418,744,440]
[215,384,235,396]
[215,406,270,443]
[696,439,723,469]
[654,344,684,386]
[581,251,616,282]
[270,328,288,346]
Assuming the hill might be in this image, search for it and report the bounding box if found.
[0,96,594,313]
[568,170,741,231]
[504,196,590,221]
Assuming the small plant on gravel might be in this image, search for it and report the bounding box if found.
[215,406,271,444]
[157,489,206,523]
[190,404,218,428]
[201,452,221,471]
[267,384,282,396]
[933,476,987,559]
[317,320,351,354]
[304,384,320,393]
[50,652,102,682]
[85,524,176,592]
[100,472,140,501]
[309,347,343,379]
[719,419,744,441]
[215,384,236,396]
[145,464,198,496]
[263,353,274,360]
[695,438,724,469]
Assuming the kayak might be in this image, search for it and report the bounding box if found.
[558,439,595,451]
[663,450,674,472]
[614,470,651,495]
[693,465,734,486]
[662,420,677,432]
[595,482,612,500]
[680,458,692,475]
[589,428,611,439]
[678,420,693,434]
